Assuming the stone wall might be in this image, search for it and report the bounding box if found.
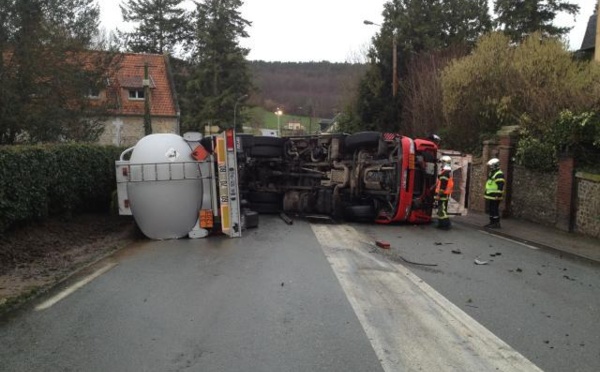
[511,166,558,226]
[575,173,600,239]
[469,126,600,239]
[468,158,486,213]
[469,162,558,226]
[97,116,178,146]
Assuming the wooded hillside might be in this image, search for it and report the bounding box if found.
[248,61,366,118]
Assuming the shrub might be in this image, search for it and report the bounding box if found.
[516,111,600,171]
[0,144,123,233]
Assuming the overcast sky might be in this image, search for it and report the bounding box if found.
[100,0,596,63]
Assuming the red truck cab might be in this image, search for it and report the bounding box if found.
[236,131,438,224]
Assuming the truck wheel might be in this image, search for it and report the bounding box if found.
[251,145,283,158]
[345,131,381,150]
[253,136,284,147]
[248,191,282,203]
[344,205,376,221]
[250,202,281,214]
[236,134,254,152]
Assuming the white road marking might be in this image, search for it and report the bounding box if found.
[35,263,117,311]
[478,230,540,250]
[312,224,543,372]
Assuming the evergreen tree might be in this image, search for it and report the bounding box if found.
[183,0,252,131]
[120,0,191,54]
[494,0,580,42]
[349,0,491,133]
[0,0,112,144]
[44,0,101,46]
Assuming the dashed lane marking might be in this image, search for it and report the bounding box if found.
[35,263,117,311]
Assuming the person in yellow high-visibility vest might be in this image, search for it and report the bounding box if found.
[484,158,505,228]
[435,156,454,229]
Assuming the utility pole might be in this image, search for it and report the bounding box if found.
[364,20,398,97]
[233,94,248,130]
[392,33,398,97]
[596,0,600,62]
[143,62,152,135]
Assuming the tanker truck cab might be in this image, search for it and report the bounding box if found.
[373,135,437,224]
[236,131,438,224]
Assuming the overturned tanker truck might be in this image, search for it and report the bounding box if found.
[115,129,440,240]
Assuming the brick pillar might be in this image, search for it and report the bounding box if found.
[556,153,576,232]
[482,140,496,165]
[497,126,519,218]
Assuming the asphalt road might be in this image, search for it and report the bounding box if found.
[1,216,598,372]
[352,221,600,372]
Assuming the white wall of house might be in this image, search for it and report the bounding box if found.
[97,116,178,146]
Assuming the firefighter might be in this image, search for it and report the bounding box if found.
[435,155,453,229]
[428,134,441,146]
[484,158,505,228]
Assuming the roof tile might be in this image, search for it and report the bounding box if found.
[110,53,177,117]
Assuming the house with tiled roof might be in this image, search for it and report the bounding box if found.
[580,14,597,53]
[579,4,599,62]
[96,53,180,146]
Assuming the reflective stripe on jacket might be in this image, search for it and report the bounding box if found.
[484,170,505,200]
[435,169,454,200]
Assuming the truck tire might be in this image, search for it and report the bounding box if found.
[250,202,281,214]
[253,136,284,147]
[344,205,376,222]
[236,134,254,152]
[248,136,284,158]
[345,131,381,150]
[248,191,282,203]
[250,145,283,158]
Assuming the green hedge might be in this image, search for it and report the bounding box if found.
[0,144,124,233]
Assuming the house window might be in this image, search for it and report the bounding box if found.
[87,86,101,98]
[129,89,145,100]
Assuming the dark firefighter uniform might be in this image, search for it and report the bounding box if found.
[484,160,505,228]
[435,164,453,229]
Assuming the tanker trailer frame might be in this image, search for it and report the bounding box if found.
[115,129,243,239]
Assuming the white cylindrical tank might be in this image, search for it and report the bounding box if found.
[127,134,203,240]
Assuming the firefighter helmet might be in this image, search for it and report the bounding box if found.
[440,155,452,170]
[429,134,441,145]
[487,158,500,170]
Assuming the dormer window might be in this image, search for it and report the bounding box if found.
[129,89,145,100]
[120,75,155,101]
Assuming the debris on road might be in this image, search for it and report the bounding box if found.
[451,249,462,254]
[376,240,391,249]
[465,299,478,308]
[397,255,438,267]
[280,212,293,225]
[474,258,489,265]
